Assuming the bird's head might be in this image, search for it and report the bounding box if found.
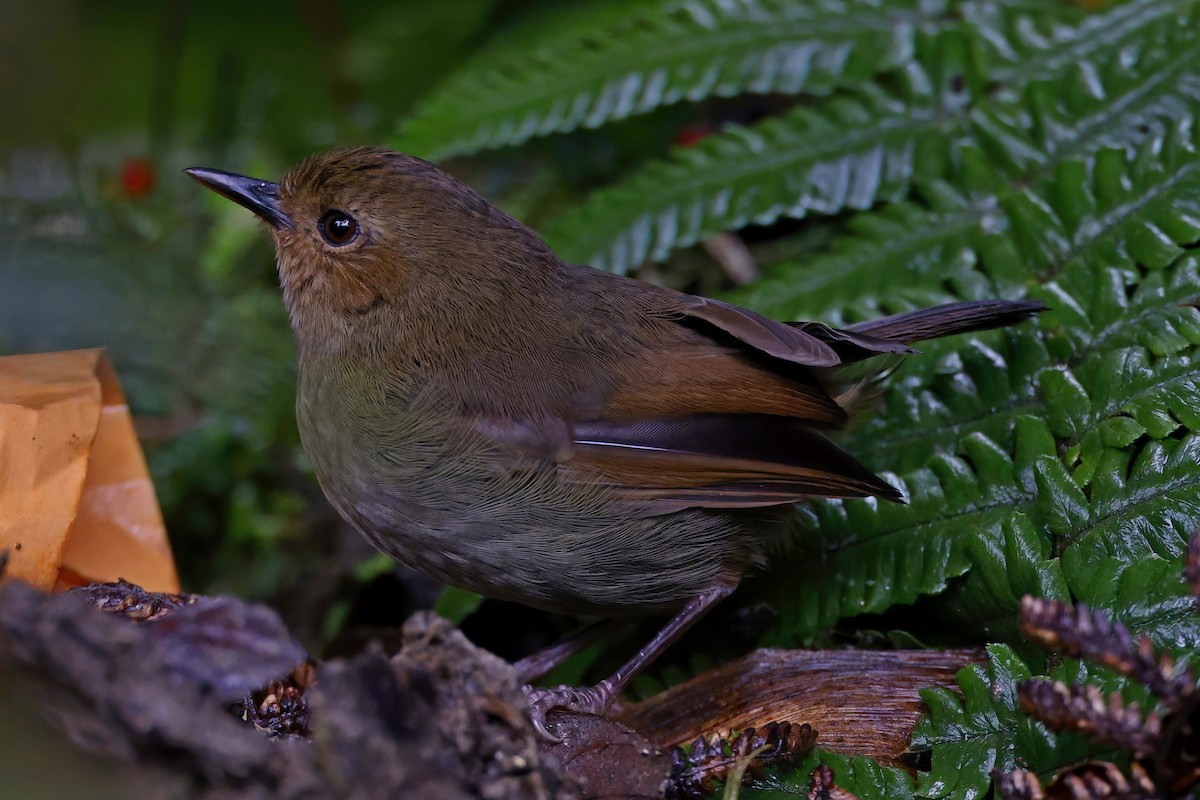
[187,147,554,341]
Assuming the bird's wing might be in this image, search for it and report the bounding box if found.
[470,334,899,514]
[483,296,1041,515]
[602,343,849,426]
[679,296,917,366]
[546,295,909,515]
[564,414,901,514]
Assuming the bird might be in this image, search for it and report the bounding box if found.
[186,146,1042,738]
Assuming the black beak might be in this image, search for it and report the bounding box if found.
[184,167,291,230]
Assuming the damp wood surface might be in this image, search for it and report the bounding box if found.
[0,576,971,799]
[619,647,979,762]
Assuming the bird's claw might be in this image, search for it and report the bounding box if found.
[523,681,615,742]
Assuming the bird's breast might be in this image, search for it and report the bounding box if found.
[292,354,758,616]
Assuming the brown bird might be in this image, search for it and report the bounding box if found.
[186,147,1041,737]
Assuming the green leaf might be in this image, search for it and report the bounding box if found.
[1067,554,1200,648]
[745,749,916,800]
[971,0,1200,168]
[544,0,1197,272]
[545,77,948,272]
[733,2,1200,322]
[1067,434,1200,564]
[1031,457,1089,542]
[433,586,485,625]
[941,515,1069,641]
[762,422,1044,644]
[759,123,1200,645]
[911,644,1028,800]
[396,0,946,160]
[909,645,1164,798]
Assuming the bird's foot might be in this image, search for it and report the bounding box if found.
[523,679,615,742]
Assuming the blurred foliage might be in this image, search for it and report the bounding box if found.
[5,0,1200,796]
[0,0,518,645]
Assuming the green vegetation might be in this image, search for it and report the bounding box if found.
[5,1,1199,795]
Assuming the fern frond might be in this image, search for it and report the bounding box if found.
[759,127,1200,648]
[546,78,947,271]
[733,0,1200,323]
[395,0,947,160]
[910,645,1031,800]
[972,2,1200,173]
[544,0,1195,273]
[978,0,1182,89]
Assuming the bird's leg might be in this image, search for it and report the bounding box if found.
[515,618,630,683]
[524,584,734,740]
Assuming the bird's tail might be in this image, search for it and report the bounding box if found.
[816,298,1046,417]
[842,299,1047,345]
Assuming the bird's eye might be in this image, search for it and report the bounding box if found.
[318,209,359,246]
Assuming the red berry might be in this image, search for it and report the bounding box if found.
[120,158,156,197]
[673,124,714,149]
